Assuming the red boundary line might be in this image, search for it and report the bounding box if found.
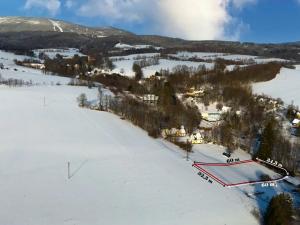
[193,164,227,187]
[194,159,254,167]
[192,160,286,187]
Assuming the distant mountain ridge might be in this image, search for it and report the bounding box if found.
[0,16,132,37]
[0,16,300,62]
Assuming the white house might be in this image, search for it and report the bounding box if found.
[178,125,186,137]
[292,118,300,127]
[202,112,222,122]
[169,128,178,137]
[143,94,159,104]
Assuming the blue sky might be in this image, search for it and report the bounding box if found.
[1,0,300,43]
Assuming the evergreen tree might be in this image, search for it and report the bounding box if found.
[256,119,275,160]
[265,193,293,225]
[286,104,296,121]
[132,63,143,81]
[77,93,88,107]
[214,58,226,72]
[159,82,177,107]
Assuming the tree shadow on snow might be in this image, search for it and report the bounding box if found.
[252,170,278,220]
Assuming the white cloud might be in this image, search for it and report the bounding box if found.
[24,0,61,16]
[156,0,230,40]
[65,0,74,9]
[78,0,145,22]
[231,0,257,9]
[76,0,256,40]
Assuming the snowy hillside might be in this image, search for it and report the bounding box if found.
[0,16,128,37]
[0,85,262,225]
[0,50,259,225]
[0,49,299,225]
[0,50,71,85]
[253,65,300,107]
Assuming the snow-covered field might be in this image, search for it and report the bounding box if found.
[110,53,160,61]
[111,53,214,78]
[191,145,282,187]
[33,48,85,59]
[110,51,287,78]
[197,161,281,186]
[114,43,162,50]
[0,49,34,63]
[189,145,299,210]
[253,65,300,107]
[144,59,213,77]
[170,51,288,64]
[0,50,72,85]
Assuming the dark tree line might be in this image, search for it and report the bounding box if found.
[43,54,114,77]
[108,82,201,138]
[92,73,147,95]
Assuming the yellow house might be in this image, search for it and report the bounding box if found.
[190,131,204,144]
[185,87,205,97]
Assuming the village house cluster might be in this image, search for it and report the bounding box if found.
[161,126,204,144]
[255,95,284,111]
[159,87,232,145]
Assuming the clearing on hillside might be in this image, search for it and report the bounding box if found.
[193,160,285,187]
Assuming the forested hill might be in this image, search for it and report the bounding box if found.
[1,16,300,61]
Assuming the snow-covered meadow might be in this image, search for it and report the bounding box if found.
[170,51,288,64]
[110,53,214,78]
[114,43,162,50]
[253,65,300,107]
[0,50,71,85]
[109,51,288,79]
[33,48,86,59]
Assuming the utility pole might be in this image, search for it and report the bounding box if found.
[43,96,46,107]
[186,140,189,161]
[68,162,71,179]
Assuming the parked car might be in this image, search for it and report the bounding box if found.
[223,152,231,158]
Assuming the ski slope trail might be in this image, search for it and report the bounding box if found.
[0,85,259,225]
[49,19,64,32]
